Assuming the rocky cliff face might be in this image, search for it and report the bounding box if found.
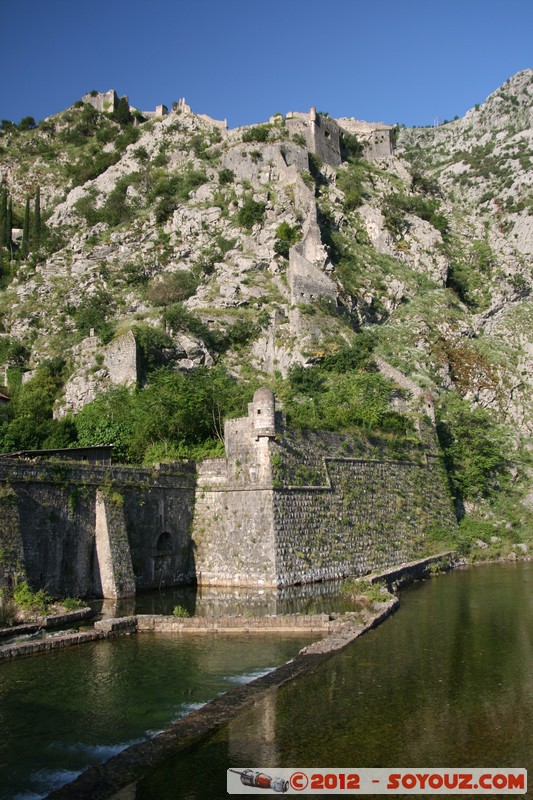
[0,72,531,520]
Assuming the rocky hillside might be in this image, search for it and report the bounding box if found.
[0,71,531,536]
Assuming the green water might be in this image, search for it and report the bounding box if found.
[133,579,360,617]
[121,562,533,800]
[0,633,317,800]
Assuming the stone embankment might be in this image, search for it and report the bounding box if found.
[0,606,93,640]
[0,554,454,662]
[0,607,96,660]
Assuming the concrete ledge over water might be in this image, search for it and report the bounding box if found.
[136,612,336,634]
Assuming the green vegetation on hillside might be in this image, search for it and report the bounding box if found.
[0,77,531,542]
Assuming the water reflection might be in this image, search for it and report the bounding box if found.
[134,578,361,618]
[125,562,533,800]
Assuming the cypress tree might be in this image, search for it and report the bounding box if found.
[0,188,6,248]
[33,186,41,246]
[21,197,30,258]
[7,197,12,254]
[113,97,133,126]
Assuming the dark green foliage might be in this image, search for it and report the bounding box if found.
[218,168,235,185]
[75,386,135,462]
[341,132,364,162]
[145,270,198,306]
[285,368,406,433]
[62,104,101,143]
[446,238,496,309]
[18,117,36,131]
[274,222,300,258]
[66,150,117,187]
[1,338,30,367]
[162,303,262,356]
[321,333,376,371]
[99,177,134,227]
[337,162,370,210]
[0,362,67,453]
[75,175,139,228]
[33,187,41,246]
[382,192,449,239]
[242,125,271,143]
[150,169,208,223]
[190,134,216,160]
[131,324,174,382]
[222,319,261,350]
[21,198,30,258]
[112,97,133,126]
[121,260,151,287]
[133,146,149,163]
[70,289,115,341]
[74,190,100,225]
[282,333,409,436]
[113,125,140,152]
[287,363,325,395]
[65,120,139,187]
[42,417,78,449]
[436,393,510,501]
[236,197,266,230]
[162,303,208,337]
[215,235,237,255]
[410,169,441,196]
[74,367,253,463]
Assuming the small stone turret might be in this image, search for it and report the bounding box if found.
[250,387,276,439]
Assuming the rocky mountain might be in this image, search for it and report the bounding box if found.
[0,71,531,534]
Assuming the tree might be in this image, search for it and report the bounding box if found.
[18,116,36,131]
[33,187,41,246]
[0,188,7,248]
[21,197,30,258]
[113,97,133,126]
[6,197,12,253]
[75,386,135,462]
[436,394,510,501]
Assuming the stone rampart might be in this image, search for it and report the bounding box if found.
[81,90,119,113]
[192,392,457,587]
[0,459,196,598]
[286,109,342,167]
[1,393,456,595]
[337,118,395,159]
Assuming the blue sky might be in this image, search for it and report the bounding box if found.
[1,0,531,128]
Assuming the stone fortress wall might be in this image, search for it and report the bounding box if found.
[285,107,395,165]
[0,388,456,598]
[0,459,196,599]
[192,389,456,587]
